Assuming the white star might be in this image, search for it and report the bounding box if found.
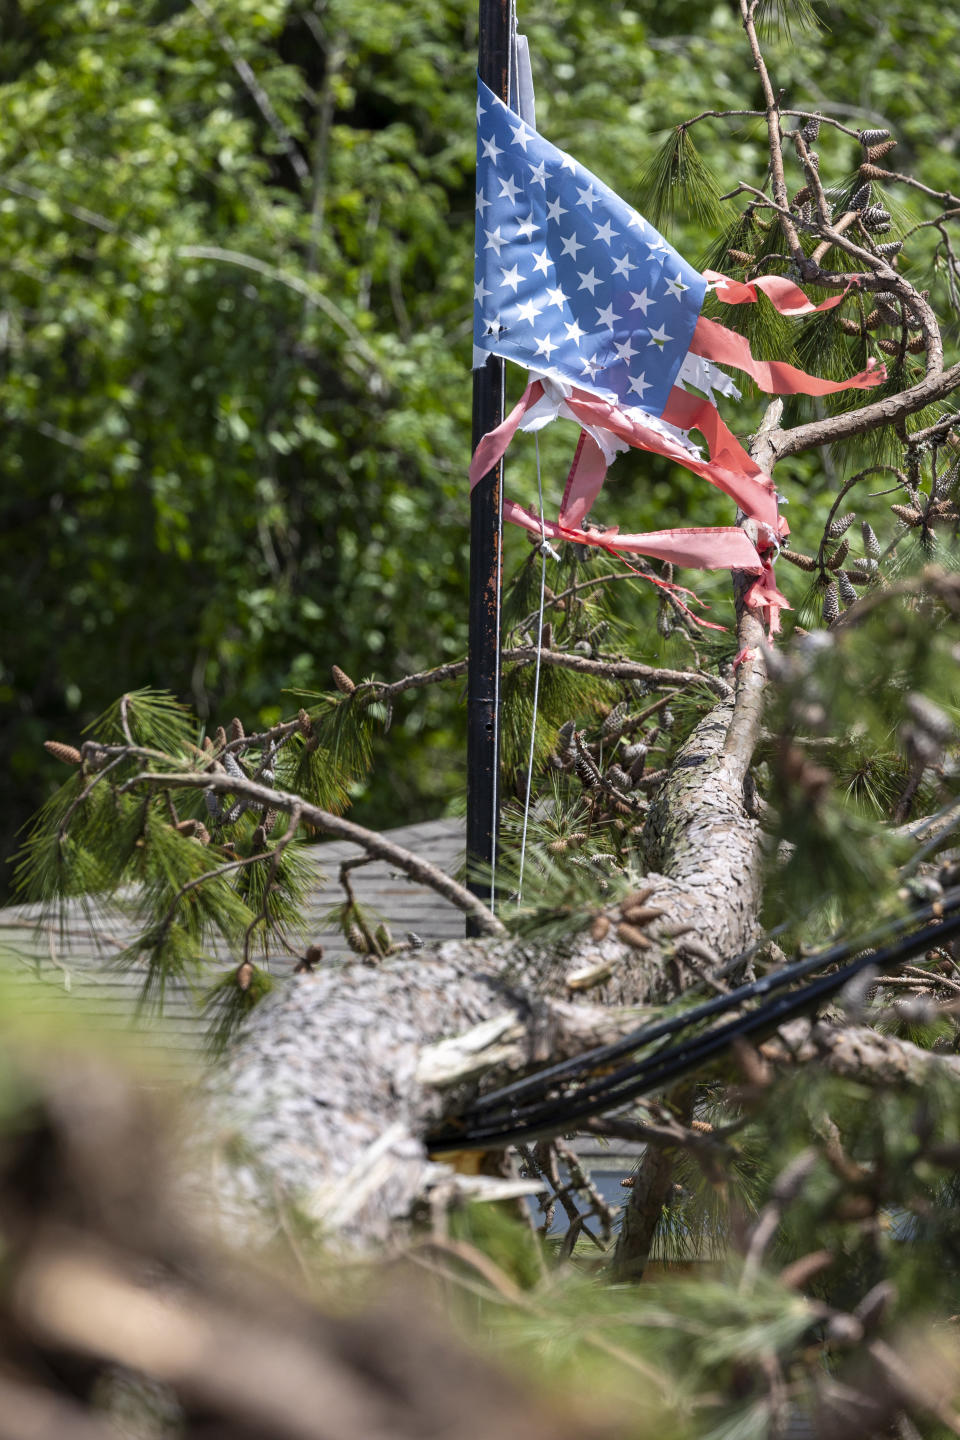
[531,248,552,275]
[477,97,486,119]
[611,253,633,278]
[576,183,598,210]
[564,318,586,346]
[499,264,522,293]
[516,297,544,325]
[627,211,644,231]
[483,315,501,336]
[593,219,616,245]
[629,288,654,315]
[527,159,547,187]
[545,284,568,310]
[665,271,689,301]
[614,337,638,363]
[646,236,669,264]
[595,302,617,328]
[648,323,672,346]
[483,225,505,255]
[581,355,602,381]
[481,134,503,163]
[510,121,531,151]
[515,212,537,241]
[577,268,601,295]
[498,174,521,204]
[559,153,577,173]
[534,334,557,361]
[560,231,584,260]
[627,371,651,399]
[545,195,567,224]
[476,189,490,216]
[474,278,491,304]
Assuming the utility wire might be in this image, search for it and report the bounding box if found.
[427,890,960,1151]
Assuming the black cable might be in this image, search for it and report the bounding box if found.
[450,888,960,1120]
[427,891,960,1151]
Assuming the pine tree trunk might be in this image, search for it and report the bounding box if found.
[206,639,768,1249]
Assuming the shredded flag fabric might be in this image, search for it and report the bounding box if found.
[472,72,888,635]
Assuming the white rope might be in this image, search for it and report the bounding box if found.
[517,433,553,903]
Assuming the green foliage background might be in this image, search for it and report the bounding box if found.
[3,0,960,894]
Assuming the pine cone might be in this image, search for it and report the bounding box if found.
[891,504,921,526]
[295,944,324,974]
[780,549,818,571]
[590,914,611,941]
[727,248,756,265]
[346,921,368,954]
[862,208,891,233]
[801,116,821,143]
[44,741,82,765]
[838,572,858,607]
[601,701,628,739]
[214,725,228,752]
[876,241,903,257]
[574,749,602,788]
[606,764,632,792]
[877,339,901,355]
[616,922,651,950]
[297,708,313,737]
[826,538,850,570]
[859,128,891,145]
[866,138,897,162]
[828,513,856,538]
[374,923,393,954]
[861,522,881,558]
[822,582,840,626]
[839,317,862,335]
[857,163,889,181]
[236,960,255,992]
[229,717,245,741]
[623,741,647,779]
[907,334,928,353]
[850,182,871,210]
[332,665,356,695]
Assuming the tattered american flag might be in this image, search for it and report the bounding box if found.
[473,77,718,422]
[470,68,886,635]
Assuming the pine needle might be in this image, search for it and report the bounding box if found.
[636,127,725,232]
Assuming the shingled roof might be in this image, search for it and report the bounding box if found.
[0,816,466,1069]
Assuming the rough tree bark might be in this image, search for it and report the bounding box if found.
[206,627,768,1250]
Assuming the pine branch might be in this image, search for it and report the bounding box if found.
[114,765,505,937]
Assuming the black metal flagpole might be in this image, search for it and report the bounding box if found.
[466,0,511,935]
